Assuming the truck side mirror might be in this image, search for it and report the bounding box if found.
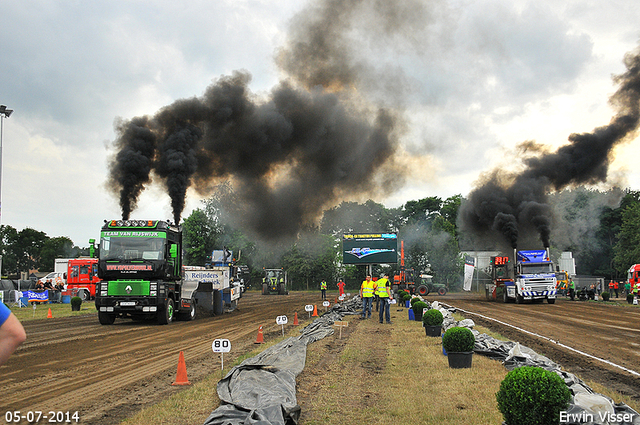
[170,244,178,259]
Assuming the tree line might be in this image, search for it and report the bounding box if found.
[4,186,640,288]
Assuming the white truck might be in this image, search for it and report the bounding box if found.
[487,249,557,304]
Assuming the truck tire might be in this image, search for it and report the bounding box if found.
[98,311,116,325]
[438,287,447,296]
[515,294,524,304]
[177,299,196,321]
[77,289,89,302]
[417,284,430,296]
[503,288,509,303]
[278,284,286,295]
[547,298,556,304]
[262,283,269,295]
[158,298,175,325]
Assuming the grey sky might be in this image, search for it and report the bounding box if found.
[0,0,638,246]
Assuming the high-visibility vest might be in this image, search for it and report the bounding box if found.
[375,278,389,297]
[361,280,375,298]
[321,281,327,290]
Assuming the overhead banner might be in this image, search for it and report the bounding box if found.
[342,233,397,265]
[463,255,475,291]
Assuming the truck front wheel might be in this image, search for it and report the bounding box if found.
[98,311,116,325]
[158,298,175,325]
[262,283,269,295]
[547,298,556,304]
[77,289,89,301]
[438,287,447,296]
[177,299,196,321]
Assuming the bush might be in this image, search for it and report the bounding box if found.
[422,308,444,326]
[70,296,82,311]
[442,326,475,352]
[496,366,571,425]
[628,293,635,304]
[412,301,428,318]
[402,292,412,302]
[410,297,421,307]
[601,291,610,301]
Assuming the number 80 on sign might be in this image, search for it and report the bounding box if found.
[212,338,231,353]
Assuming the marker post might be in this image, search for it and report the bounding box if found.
[212,338,231,375]
[276,315,288,336]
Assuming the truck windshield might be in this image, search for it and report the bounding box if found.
[100,237,165,261]
[521,263,554,274]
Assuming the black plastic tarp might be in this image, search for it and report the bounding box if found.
[203,298,361,425]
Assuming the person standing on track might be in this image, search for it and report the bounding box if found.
[320,279,327,300]
[337,278,345,298]
[360,275,375,319]
[568,279,576,301]
[376,274,392,324]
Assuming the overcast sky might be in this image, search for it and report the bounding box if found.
[0,0,639,247]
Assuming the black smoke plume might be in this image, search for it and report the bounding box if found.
[107,0,430,238]
[108,73,399,237]
[459,46,640,249]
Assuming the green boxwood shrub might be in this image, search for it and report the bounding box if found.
[402,292,412,302]
[422,308,444,326]
[412,301,428,318]
[410,296,421,307]
[496,366,571,425]
[442,326,475,352]
[601,291,610,301]
[70,296,83,311]
[628,293,635,304]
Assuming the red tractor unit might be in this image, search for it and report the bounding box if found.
[66,258,100,301]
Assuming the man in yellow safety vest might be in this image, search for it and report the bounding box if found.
[360,275,375,319]
[375,274,392,324]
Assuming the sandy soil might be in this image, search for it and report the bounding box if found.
[3,290,639,425]
[1,291,327,424]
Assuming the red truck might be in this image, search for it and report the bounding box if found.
[66,258,99,301]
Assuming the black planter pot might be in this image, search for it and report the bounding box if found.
[446,351,473,368]
[424,325,442,337]
[414,310,423,322]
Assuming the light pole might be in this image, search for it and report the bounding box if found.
[0,105,14,224]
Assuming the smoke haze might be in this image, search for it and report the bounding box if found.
[459,46,640,250]
[107,0,438,240]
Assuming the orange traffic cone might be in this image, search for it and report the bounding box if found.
[172,351,191,386]
[254,325,265,344]
[312,305,318,317]
[293,312,299,326]
[47,308,53,319]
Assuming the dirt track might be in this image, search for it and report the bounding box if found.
[1,291,325,424]
[2,291,640,425]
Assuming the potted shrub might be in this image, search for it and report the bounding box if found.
[627,293,635,304]
[442,326,475,368]
[70,296,83,311]
[601,291,610,301]
[422,308,443,337]
[412,300,428,322]
[397,290,407,307]
[496,366,571,425]
[401,291,412,307]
